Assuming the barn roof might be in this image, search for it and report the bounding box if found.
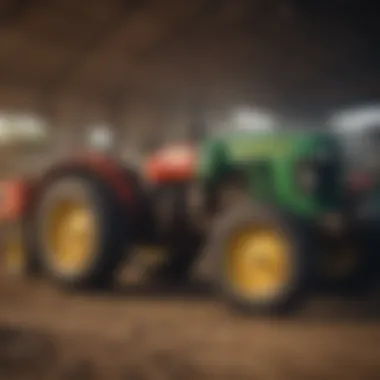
[0,0,379,126]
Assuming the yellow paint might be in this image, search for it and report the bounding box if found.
[226,227,291,300]
[229,138,290,161]
[44,200,96,273]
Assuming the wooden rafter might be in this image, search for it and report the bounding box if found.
[44,0,148,96]
[0,0,41,26]
[0,0,378,122]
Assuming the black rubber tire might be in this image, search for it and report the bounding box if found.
[368,224,380,290]
[21,213,42,278]
[325,189,380,294]
[355,225,378,293]
[29,171,129,290]
[206,201,315,316]
[317,231,373,295]
[316,209,378,295]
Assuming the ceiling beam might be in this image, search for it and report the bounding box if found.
[42,0,148,97]
[86,0,308,102]
[90,0,227,101]
[50,0,224,102]
[0,0,41,27]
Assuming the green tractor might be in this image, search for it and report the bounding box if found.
[1,130,375,316]
[329,107,380,289]
[196,131,375,300]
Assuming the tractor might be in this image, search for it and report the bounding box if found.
[0,130,376,316]
[329,108,380,287]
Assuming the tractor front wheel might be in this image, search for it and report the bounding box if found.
[207,203,315,316]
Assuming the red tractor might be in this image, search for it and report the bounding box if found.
[0,147,201,288]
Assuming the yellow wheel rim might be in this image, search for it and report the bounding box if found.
[44,199,96,273]
[226,227,291,300]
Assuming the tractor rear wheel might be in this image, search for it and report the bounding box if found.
[29,172,129,290]
[207,202,315,316]
[317,224,376,294]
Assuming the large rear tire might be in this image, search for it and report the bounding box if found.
[207,202,315,316]
[317,229,374,294]
[30,172,129,290]
[317,202,378,294]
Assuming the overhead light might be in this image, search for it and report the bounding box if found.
[87,124,114,150]
[330,105,380,133]
[229,107,276,131]
[0,113,48,146]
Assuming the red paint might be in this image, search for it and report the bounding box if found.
[70,152,133,204]
[0,153,135,224]
[32,152,135,216]
[144,144,196,183]
[0,179,34,222]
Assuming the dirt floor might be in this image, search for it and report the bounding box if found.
[0,272,380,380]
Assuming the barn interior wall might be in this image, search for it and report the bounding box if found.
[0,95,202,179]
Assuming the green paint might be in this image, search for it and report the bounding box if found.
[196,130,343,219]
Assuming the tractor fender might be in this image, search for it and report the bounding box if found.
[27,152,137,220]
[0,153,142,276]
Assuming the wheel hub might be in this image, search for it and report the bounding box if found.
[44,200,96,273]
[227,228,291,300]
